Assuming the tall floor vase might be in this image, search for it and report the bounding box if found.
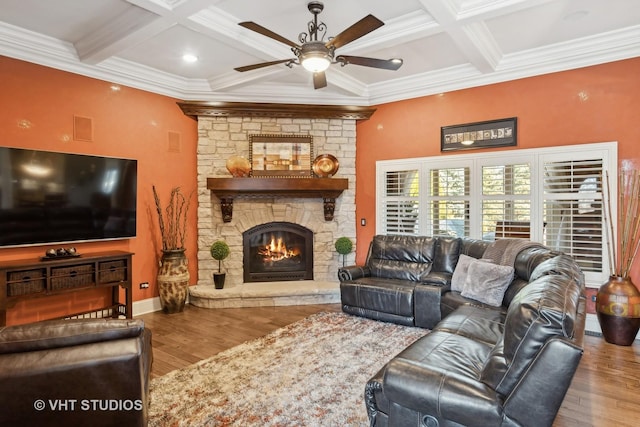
[596,275,640,346]
[157,249,190,314]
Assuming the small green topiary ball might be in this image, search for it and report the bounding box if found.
[334,237,353,255]
[210,240,230,261]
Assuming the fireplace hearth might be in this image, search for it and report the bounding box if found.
[243,222,313,283]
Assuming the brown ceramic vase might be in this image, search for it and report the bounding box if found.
[596,275,640,346]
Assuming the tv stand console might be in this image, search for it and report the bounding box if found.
[0,250,133,326]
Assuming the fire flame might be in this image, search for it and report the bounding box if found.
[258,236,299,262]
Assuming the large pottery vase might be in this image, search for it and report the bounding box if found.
[596,275,640,346]
[157,249,190,314]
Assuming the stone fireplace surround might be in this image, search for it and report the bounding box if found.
[183,102,374,308]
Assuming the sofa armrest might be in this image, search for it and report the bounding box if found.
[384,355,502,426]
[338,265,371,281]
[414,283,449,329]
[0,319,146,354]
[0,319,152,426]
[502,337,583,427]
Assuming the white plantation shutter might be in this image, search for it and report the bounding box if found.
[376,142,615,284]
[380,168,420,235]
[481,163,531,240]
[543,158,604,273]
[427,167,470,237]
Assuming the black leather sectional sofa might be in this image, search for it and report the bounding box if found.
[338,234,586,427]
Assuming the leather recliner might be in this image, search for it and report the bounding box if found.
[0,318,152,426]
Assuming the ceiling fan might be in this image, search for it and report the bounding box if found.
[234,1,403,89]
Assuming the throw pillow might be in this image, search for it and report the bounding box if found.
[451,254,476,292]
[461,261,515,307]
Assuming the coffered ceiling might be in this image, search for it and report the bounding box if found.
[1,0,639,105]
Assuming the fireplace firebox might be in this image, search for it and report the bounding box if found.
[243,222,313,282]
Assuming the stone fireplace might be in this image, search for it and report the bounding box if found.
[181,102,374,308]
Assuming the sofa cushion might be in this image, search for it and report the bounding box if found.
[340,278,416,317]
[480,274,582,395]
[367,235,436,281]
[434,305,505,345]
[451,254,475,292]
[461,261,514,307]
[421,271,452,286]
[432,236,462,274]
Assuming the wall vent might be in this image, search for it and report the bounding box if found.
[73,116,93,141]
[168,131,181,153]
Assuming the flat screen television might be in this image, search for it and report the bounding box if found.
[0,147,137,248]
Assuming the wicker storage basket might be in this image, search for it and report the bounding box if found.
[7,269,46,296]
[97,260,127,283]
[51,264,94,290]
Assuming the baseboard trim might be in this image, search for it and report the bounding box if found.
[133,297,162,316]
[585,313,600,335]
[132,293,193,317]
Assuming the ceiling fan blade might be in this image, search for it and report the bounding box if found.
[313,72,327,90]
[238,21,300,48]
[337,55,403,70]
[234,59,294,72]
[327,15,384,49]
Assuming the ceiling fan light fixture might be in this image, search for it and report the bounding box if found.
[299,41,332,73]
[301,55,331,73]
[235,3,399,88]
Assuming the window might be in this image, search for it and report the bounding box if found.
[376,142,617,285]
[427,166,470,237]
[380,166,420,235]
[482,162,531,240]
[542,157,604,273]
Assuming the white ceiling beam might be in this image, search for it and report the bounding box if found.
[75,10,173,64]
[418,0,502,72]
[77,0,226,65]
[336,10,440,54]
[208,67,290,92]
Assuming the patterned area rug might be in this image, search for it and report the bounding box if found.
[148,311,429,426]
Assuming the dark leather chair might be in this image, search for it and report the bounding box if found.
[0,318,152,426]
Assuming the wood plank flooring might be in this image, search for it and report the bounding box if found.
[137,304,640,426]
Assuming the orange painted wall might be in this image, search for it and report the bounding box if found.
[0,56,198,325]
[356,57,640,284]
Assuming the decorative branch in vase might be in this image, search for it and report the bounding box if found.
[152,185,194,314]
[152,185,194,251]
[597,169,640,346]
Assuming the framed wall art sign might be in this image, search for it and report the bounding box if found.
[441,117,517,152]
[249,134,313,177]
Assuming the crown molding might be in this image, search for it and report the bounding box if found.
[2,19,640,107]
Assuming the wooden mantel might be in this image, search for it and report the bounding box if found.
[178,101,376,120]
[207,177,349,222]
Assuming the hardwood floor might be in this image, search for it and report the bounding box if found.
[137,304,640,426]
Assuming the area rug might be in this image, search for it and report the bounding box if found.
[148,311,429,426]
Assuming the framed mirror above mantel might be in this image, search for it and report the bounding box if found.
[207,177,348,222]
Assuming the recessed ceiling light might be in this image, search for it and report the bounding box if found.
[182,54,199,63]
